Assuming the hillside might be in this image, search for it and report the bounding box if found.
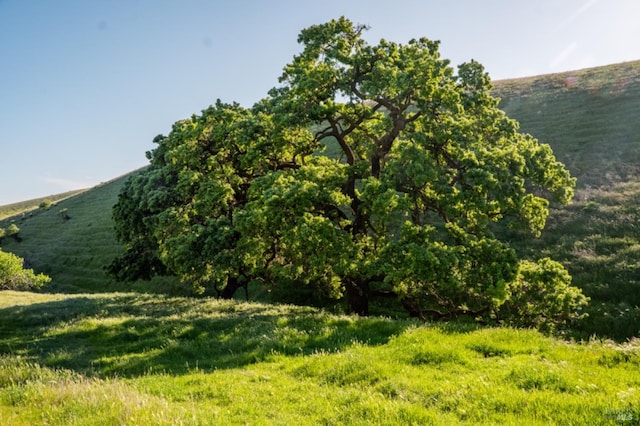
[1,291,639,424]
[0,175,180,295]
[0,178,128,293]
[492,61,640,340]
[0,189,88,220]
[492,60,640,189]
[1,60,640,339]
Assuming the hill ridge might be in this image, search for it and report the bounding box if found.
[495,59,640,87]
[493,59,640,189]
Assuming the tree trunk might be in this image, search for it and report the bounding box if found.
[345,279,369,315]
[218,276,244,299]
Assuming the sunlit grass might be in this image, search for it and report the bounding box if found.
[1,291,639,424]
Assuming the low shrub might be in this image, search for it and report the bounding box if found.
[0,249,50,290]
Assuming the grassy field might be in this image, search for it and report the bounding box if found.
[2,290,639,425]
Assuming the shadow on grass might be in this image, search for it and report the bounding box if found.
[0,294,411,378]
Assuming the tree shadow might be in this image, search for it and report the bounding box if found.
[0,294,411,378]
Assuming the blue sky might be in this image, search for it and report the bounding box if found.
[1,0,639,205]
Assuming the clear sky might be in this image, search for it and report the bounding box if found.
[1,0,639,205]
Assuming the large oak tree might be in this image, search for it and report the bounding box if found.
[111,18,587,329]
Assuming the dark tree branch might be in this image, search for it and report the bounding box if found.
[327,118,357,166]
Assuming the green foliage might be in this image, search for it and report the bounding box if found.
[109,100,311,296]
[499,258,589,332]
[1,292,639,424]
[111,17,581,330]
[108,165,171,283]
[2,62,631,340]
[0,223,19,243]
[6,223,19,236]
[39,199,52,210]
[0,249,50,290]
[511,183,640,340]
[0,58,637,342]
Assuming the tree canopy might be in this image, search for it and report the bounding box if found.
[110,17,587,329]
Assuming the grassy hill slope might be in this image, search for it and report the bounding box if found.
[0,175,180,295]
[493,60,640,188]
[0,178,127,293]
[0,189,88,220]
[492,61,640,340]
[2,291,639,425]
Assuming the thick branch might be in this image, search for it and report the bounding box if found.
[327,118,357,165]
[317,202,350,225]
[371,110,408,178]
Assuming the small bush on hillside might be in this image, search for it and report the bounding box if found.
[6,223,20,238]
[0,224,20,243]
[39,199,52,210]
[499,258,589,333]
[0,249,50,291]
[58,208,70,220]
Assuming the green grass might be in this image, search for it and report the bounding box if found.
[2,60,640,425]
[0,179,129,293]
[493,60,640,189]
[508,181,640,340]
[2,291,639,425]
